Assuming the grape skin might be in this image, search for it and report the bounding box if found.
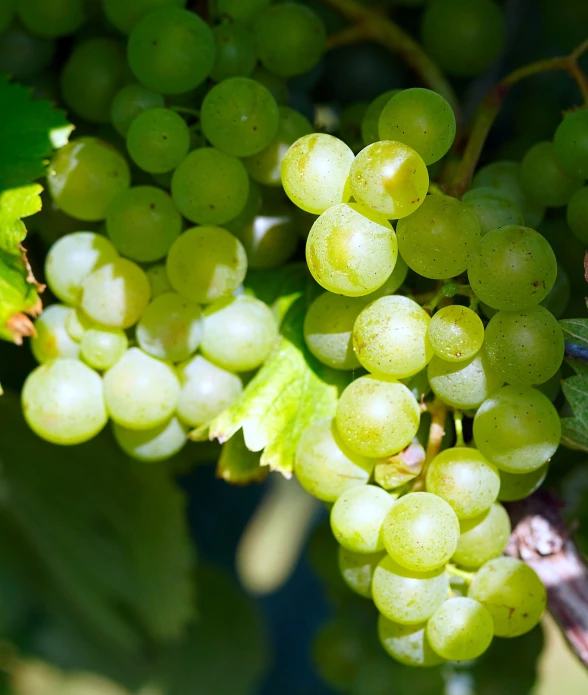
[338,547,384,599]
[452,503,511,570]
[113,416,188,462]
[378,615,444,667]
[498,465,548,502]
[80,327,128,371]
[31,304,80,363]
[110,83,165,137]
[127,107,190,174]
[426,597,494,661]
[427,305,484,363]
[462,186,524,235]
[361,90,400,146]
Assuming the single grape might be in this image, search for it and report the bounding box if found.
[553,109,588,179]
[30,304,80,363]
[428,305,484,363]
[378,616,444,668]
[103,0,186,34]
[520,141,582,207]
[462,187,524,235]
[146,264,173,298]
[17,0,84,37]
[452,503,511,569]
[110,83,164,137]
[65,308,92,342]
[338,547,384,599]
[211,21,257,82]
[498,465,549,502]
[426,597,494,661]
[567,186,588,243]
[113,416,187,462]
[126,107,190,174]
[363,255,409,300]
[80,327,128,371]
[361,90,400,146]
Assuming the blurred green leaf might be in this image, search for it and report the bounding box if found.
[561,374,588,452]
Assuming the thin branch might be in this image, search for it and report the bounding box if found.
[413,399,448,490]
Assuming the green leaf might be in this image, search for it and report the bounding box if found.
[0,184,43,251]
[561,374,588,452]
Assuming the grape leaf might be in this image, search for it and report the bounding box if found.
[560,318,588,376]
[561,374,588,452]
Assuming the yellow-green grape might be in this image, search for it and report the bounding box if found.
[210,21,257,82]
[520,141,582,207]
[306,203,398,297]
[498,465,548,502]
[103,0,187,34]
[353,295,432,379]
[330,485,395,554]
[338,547,384,599]
[383,492,459,572]
[126,107,190,174]
[65,308,92,342]
[31,305,80,363]
[364,254,409,301]
[428,305,484,362]
[294,418,374,502]
[146,263,173,298]
[567,186,588,243]
[80,327,128,371]
[281,133,354,214]
[468,557,546,637]
[462,187,524,235]
[335,375,421,458]
[426,447,500,520]
[372,555,449,624]
[426,597,494,661]
[452,503,511,570]
[110,83,165,136]
[113,416,188,462]
[378,616,444,668]
[349,141,429,220]
[361,90,400,146]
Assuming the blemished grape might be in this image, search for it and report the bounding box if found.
[467,225,557,311]
[363,255,409,300]
[200,295,278,372]
[452,503,511,570]
[110,83,165,137]
[426,597,494,661]
[567,186,588,243]
[113,416,187,462]
[428,305,484,363]
[176,355,243,427]
[281,134,354,215]
[171,148,250,225]
[81,258,151,329]
[473,385,561,473]
[127,107,190,174]
[378,616,444,668]
[166,226,247,304]
[103,0,186,34]
[128,8,216,94]
[468,557,546,637]
[361,90,400,146]
[382,492,459,572]
[47,137,130,221]
[378,89,456,165]
[553,109,588,179]
[350,141,429,220]
[30,304,80,363]
[146,263,173,298]
[372,554,449,624]
[520,141,582,207]
[335,376,421,458]
[306,203,398,297]
[22,359,107,445]
[338,547,384,599]
[330,485,395,554]
[210,21,256,82]
[106,186,182,263]
[17,0,85,38]
[79,327,128,371]
[462,187,524,234]
[353,295,432,380]
[201,77,280,157]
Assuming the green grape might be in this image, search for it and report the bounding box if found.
[30,305,80,363]
[521,140,582,207]
[200,295,278,372]
[80,327,128,371]
[363,255,409,300]
[338,546,384,599]
[330,485,395,554]
[81,258,151,329]
[484,306,564,386]
[106,186,182,263]
[211,21,257,82]
[217,0,271,23]
[201,77,280,157]
[462,187,524,235]
[372,555,449,624]
[224,179,262,237]
[536,369,562,401]
[0,22,55,80]
[427,350,503,411]
[378,616,444,668]
[113,416,187,462]
[45,231,119,306]
[353,295,432,380]
[350,141,429,220]
[166,226,247,304]
[426,447,500,520]
[553,109,588,179]
[47,137,130,221]
[567,186,588,243]
[295,418,374,502]
[17,0,85,37]
[421,0,506,77]
[452,503,511,570]
[361,90,400,146]
[22,359,107,445]
[171,148,250,225]
[110,84,164,137]
[428,306,484,363]
[382,492,459,572]
[426,597,494,661]
[176,355,243,427]
[473,385,561,473]
[335,375,421,458]
[0,0,15,33]
[146,263,173,298]
[126,108,190,174]
[467,225,557,311]
[65,308,92,342]
[103,347,180,429]
[303,292,366,370]
[103,0,186,33]
[378,89,456,166]
[251,65,289,105]
[281,133,354,214]
[468,557,546,637]
[498,465,548,502]
[128,8,215,94]
[306,203,398,296]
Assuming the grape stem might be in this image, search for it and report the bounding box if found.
[413,398,448,490]
[453,411,464,447]
[446,564,474,583]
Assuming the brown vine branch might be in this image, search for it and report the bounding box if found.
[412,399,448,490]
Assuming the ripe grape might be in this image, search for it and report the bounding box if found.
[361,90,400,146]
[520,140,582,207]
[65,308,92,342]
[378,616,444,667]
[428,305,484,363]
[567,186,588,243]
[113,416,188,462]
[104,0,187,34]
[210,22,256,82]
[498,465,549,502]
[452,503,511,570]
[79,327,128,371]
[30,304,80,363]
[553,109,588,179]
[17,0,85,38]
[462,187,524,234]
[110,83,165,136]
[127,107,190,174]
[426,597,494,661]
[363,255,409,300]
[146,264,173,298]
[338,547,384,599]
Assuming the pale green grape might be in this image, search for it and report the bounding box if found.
[426,597,494,661]
[146,264,173,297]
[428,305,484,363]
[211,21,257,82]
[103,347,180,429]
[80,327,128,371]
[335,376,421,458]
[166,226,247,304]
[566,186,588,243]
[363,255,409,300]
[17,0,84,37]
[306,203,398,297]
[452,503,511,570]
[65,308,92,342]
[338,547,384,599]
[127,107,190,174]
[110,83,164,137]
[330,485,395,554]
[47,137,130,221]
[350,141,429,219]
[361,90,400,146]
[521,141,582,207]
[113,416,187,462]
[473,385,560,473]
[553,109,588,179]
[378,616,444,667]
[104,0,186,33]
[281,133,354,215]
[353,295,432,379]
[372,555,449,624]
[468,557,546,637]
[171,148,250,225]
[176,354,243,427]
[462,187,524,235]
[22,359,107,445]
[498,465,548,502]
[200,295,277,372]
[31,304,80,363]
[397,193,481,279]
